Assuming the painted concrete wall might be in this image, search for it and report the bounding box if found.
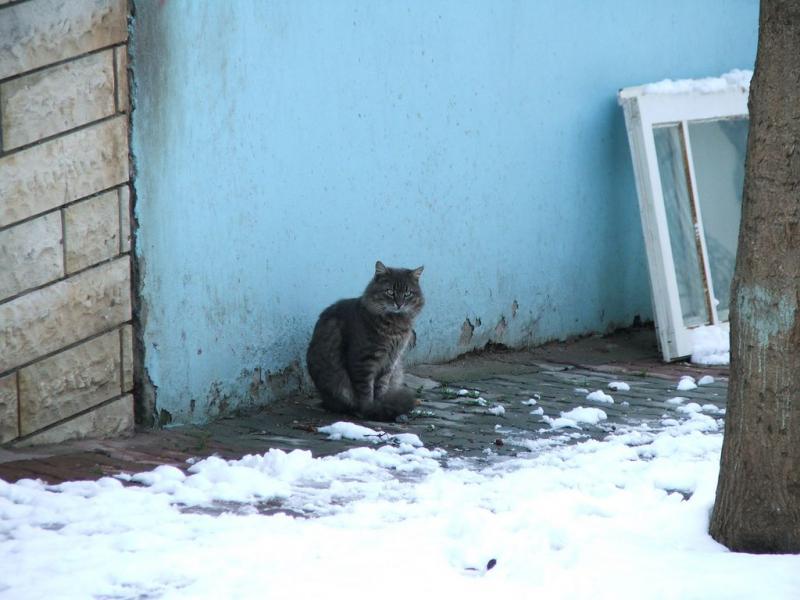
[131,0,758,424]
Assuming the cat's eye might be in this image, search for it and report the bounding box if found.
[384,290,394,297]
[404,291,414,298]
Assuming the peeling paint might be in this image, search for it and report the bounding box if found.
[158,408,172,426]
[511,300,519,319]
[459,318,475,346]
[266,360,304,398]
[206,381,231,417]
[494,315,508,339]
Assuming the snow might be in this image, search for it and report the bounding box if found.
[487,405,505,416]
[586,389,614,404]
[608,381,630,391]
[318,421,382,441]
[667,396,688,405]
[642,69,752,96]
[691,323,730,365]
[2,418,799,599]
[543,406,607,430]
[318,421,423,447]
[677,402,703,414]
[677,376,698,391]
[521,398,538,406]
[698,375,715,386]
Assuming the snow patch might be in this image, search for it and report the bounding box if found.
[608,381,630,392]
[691,323,730,365]
[318,422,423,447]
[667,397,688,405]
[2,415,798,600]
[586,390,614,404]
[544,406,607,430]
[487,405,506,416]
[697,375,715,386]
[642,69,752,96]
[318,421,383,442]
[677,376,698,391]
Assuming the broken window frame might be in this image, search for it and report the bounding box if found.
[618,85,748,361]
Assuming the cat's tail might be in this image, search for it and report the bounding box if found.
[362,388,418,421]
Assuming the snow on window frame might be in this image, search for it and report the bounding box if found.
[618,70,750,362]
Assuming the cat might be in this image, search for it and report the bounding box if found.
[306,261,425,421]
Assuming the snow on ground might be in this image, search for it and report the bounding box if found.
[677,376,698,391]
[586,389,614,404]
[691,323,730,365]
[608,381,630,392]
[318,421,423,448]
[487,404,506,416]
[543,407,608,430]
[2,417,799,599]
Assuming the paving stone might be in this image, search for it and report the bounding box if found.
[0,116,128,228]
[0,373,18,443]
[0,49,115,150]
[0,211,63,300]
[18,329,122,435]
[0,330,729,479]
[0,256,131,372]
[15,394,133,447]
[0,0,127,80]
[64,189,119,273]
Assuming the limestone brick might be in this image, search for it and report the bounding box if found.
[0,0,127,80]
[0,257,131,372]
[0,373,18,443]
[0,116,128,228]
[0,211,63,300]
[15,394,133,446]
[64,189,119,273]
[18,330,121,435]
[115,45,129,112]
[119,184,131,253]
[0,50,115,150]
[121,324,133,393]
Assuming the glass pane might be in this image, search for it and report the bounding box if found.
[653,125,709,328]
[688,118,747,321]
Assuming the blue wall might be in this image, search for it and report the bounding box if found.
[131,0,758,424]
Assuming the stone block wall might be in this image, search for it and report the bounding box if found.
[0,0,134,445]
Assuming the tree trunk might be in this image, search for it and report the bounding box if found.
[709,0,800,553]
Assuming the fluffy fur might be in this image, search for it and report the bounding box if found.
[306,261,424,421]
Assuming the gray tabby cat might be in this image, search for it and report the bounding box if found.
[306,261,425,421]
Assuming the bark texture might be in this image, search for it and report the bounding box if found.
[709,0,800,552]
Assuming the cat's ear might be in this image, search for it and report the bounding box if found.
[411,266,424,280]
[375,261,388,276]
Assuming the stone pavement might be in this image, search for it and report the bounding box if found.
[0,326,728,483]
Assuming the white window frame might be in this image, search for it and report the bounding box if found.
[618,85,748,361]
